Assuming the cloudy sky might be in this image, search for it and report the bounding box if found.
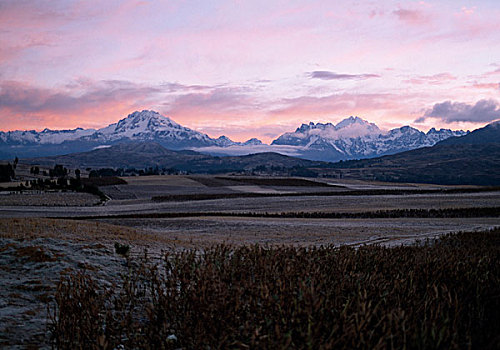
[1,0,499,142]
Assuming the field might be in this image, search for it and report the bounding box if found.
[0,175,499,348]
[0,191,100,207]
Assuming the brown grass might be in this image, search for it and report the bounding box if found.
[0,218,184,247]
[49,229,500,349]
[14,245,59,262]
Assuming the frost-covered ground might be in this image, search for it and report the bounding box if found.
[98,216,500,247]
[0,219,173,349]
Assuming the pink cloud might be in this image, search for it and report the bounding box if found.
[469,82,500,90]
[404,73,457,85]
[0,80,161,131]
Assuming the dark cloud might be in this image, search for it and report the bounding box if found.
[309,71,380,81]
[393,8,428,24]
[159,82,215,93]
[416,99,500,123]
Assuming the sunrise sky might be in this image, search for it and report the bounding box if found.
[1,0,500,142]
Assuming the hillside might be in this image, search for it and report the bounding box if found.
[26,142,324,174]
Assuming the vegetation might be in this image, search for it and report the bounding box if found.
[0,156,19,182]
[71,206,500,221]
[49,229,500,349]
[82,176,127,187]
[215,176,334,187]
[0,163,108,202]
[114,242,130,256]
[0,162,15,182]
[88,166,186,177]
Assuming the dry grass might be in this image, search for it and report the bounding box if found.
[49,229,500,349]
[0,218,181,247]
[14,245,60,263]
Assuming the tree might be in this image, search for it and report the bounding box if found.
[49,164,67,178]
[0,163,15,182]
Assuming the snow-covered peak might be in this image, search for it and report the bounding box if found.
[89,110,215,146]
[336,116,375,130]
[214,135,237,147]
[103,110,181,136]
[243,138,263,146]
[0,127,95,144]
[282,116,381,143]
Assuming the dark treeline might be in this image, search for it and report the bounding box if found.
[215,176,336,187]
[50,229,500,349]
[81,176,127,187]
[71,206,500,220]
[0,163,107,202]
[88,166,185,177]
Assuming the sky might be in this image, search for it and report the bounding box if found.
[1,0,500,143]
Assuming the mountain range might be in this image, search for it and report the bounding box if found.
[0,110,467,162]
[271,117,466,161]
[24,121,500,185]
[329,122,500,186]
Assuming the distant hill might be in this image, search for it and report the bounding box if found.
[328,123,500,186]
[437,121,499,145]
[25,142,324,174]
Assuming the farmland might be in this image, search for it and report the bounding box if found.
[1,175,499,348]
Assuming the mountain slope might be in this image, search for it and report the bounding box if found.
[437,121,499,145]
[28,142,323,173]
[328,123,500,185]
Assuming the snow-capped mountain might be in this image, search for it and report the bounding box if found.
[85,110,217,148]
[0,110,261,158]
[0,111,466,162]
[242,138,263,146]
[0,127,95,145]
[271,116,467,161]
